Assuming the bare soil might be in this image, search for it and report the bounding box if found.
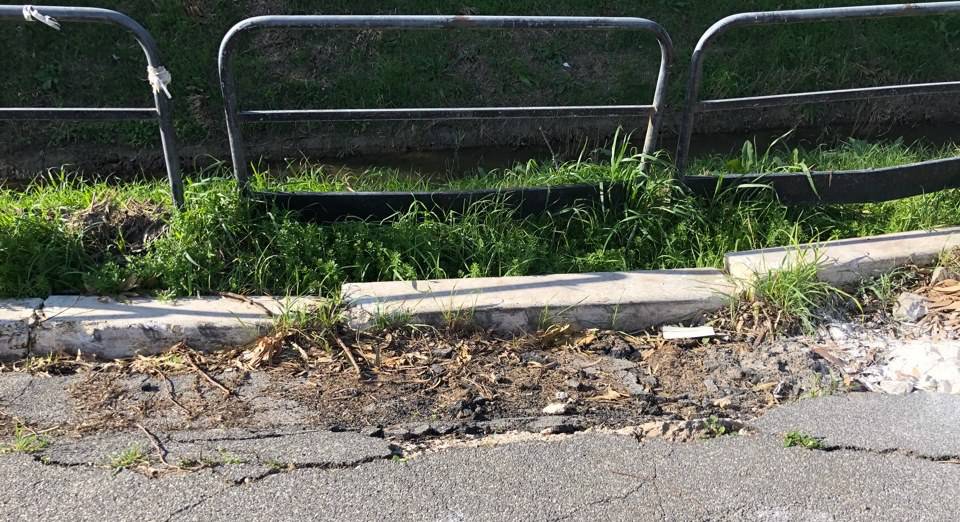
[3,323,842,441]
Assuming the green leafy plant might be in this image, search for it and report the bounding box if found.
[783,431,824,449]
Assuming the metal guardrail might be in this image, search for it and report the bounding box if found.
[218,15,673,221]
[676,2,960,204]
[0,5,183,208]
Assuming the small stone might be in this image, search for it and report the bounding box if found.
[429,364,446,376]
[878,380,914,395]
[640,375,659,388]
[521,352,549,365]
[528,416,584,435]
[409,424,436,437]
[383,425,415,440]
[827,325,848,342]
[431,423,458,436]
[565,379,586,391]
[554,391,569,401]
[542,402,576,415]
[432,346,454,358]
[620,372,648,397]
[360,426,384,438]
[713,396,735,409]
[703,378,720,394]
[931,267,959,285]
[894,292,929,323]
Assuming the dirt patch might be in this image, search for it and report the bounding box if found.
[268,327,835,432]
[19,322,841,440]
[64,197,168,260]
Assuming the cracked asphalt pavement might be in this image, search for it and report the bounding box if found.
[2,372,960,520]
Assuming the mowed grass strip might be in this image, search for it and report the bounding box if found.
[3,139,960,299]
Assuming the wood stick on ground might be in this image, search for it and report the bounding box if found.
[136,423,171,467]
[334,336,362,376]
[184,354,235,397]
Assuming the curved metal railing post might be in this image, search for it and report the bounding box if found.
[217,15,673,220]
[677,2,960,184]
[0,5,183,208]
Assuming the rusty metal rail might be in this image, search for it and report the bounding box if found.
[677,2,960,204]
[218,15,673,221]
[0,5,183,208]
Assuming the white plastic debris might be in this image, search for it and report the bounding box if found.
[662,326,716,340]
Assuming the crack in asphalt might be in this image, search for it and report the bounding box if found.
[162,486,232,522]
[170,429,331,444]
[818,444,960,463]
[226,448,402,486]
[748,424,960,464]
[649,448,672,521]
[548,481,646,521]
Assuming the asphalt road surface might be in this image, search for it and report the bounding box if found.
[1,375,959,521]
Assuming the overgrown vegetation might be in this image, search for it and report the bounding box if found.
[3,139,960,299]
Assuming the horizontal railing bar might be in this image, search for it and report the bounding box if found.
[239,105,654,122]
[697,81,960,112]
[0,107,158,121]
[229,15,667,32]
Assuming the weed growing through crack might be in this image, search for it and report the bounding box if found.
[265,459,289,471]
[703,416,729,439]
[783,431,824,449]
[109,444,149,472]
[0,424,49,454]
[218,449,247,465]
[745,252,854,334]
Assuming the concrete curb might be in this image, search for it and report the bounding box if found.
[2,226,958,359]
[0,295,323,361]
[343,226,960,334]
[726,227,960,287]
[343,269,736,334]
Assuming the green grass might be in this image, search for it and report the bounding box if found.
[689,137,960,176]
[0,425,50,455]
[3,139,960,300]
[4,1,960,150]
[746,252,853,334]
[109,444,149,472]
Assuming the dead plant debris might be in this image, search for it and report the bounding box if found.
[6,321,841,438]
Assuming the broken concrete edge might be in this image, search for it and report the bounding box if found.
[342,226,960,335]
[725,226,960,288]
[0,295,325,362]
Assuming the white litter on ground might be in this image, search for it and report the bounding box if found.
[816,322,960,395]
